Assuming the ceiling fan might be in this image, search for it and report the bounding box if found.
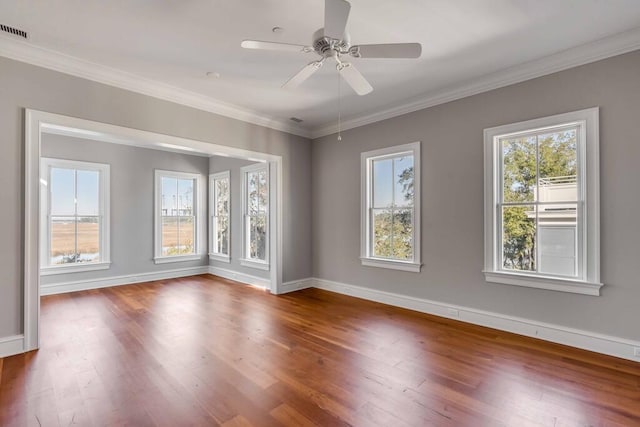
[241,0,422,96]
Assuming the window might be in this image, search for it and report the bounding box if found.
[209,171,230,262]
[40,158,110,274]
[361,142,421,272]
[240,163,269,270]
[483,108,602,295]
[154,170,202,263]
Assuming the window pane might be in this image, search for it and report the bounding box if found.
[248,172,259,213]
[502,137,537,203]
[249,215,267,260]
[50,168,76,216]
[77,217,100,262]
[372,208,393,258]
[178,216,195,254]
[502,205,536,271]
[161,177,177,217]
[76,170,99,216]
[258,171,268,213]
[372,158,392,208]
[50,216,76,264]
[394,156,414,207]
[392,209,413,260]
[539,203,577,277]
[215,179,229,215]
[216,215,229,255]
[177,179,194,216]
[538,128,577,203]
[162,216,178,256]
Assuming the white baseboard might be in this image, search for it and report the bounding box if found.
[310,277,640,363]
[280,278,314,294]
[208,266,271,289]
[0,334,25,358]
[40,266,210,296]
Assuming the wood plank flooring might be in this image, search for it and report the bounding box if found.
[1,274,639,426]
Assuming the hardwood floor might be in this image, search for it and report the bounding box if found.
[1,274,639,426]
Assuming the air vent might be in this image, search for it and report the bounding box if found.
[0,24,28,39]
[290,117,303,123]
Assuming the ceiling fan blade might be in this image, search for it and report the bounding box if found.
[241,40,311,53]
[282,61,324,89]
[324,0,351,39]
[338,63,373,95]
[351,43,422,59]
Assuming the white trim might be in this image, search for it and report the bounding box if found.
[484,271,602,296]
[361,142,421,271]
[280,278,314,294]
[209,171,231,260]
[239,258,270,271]
[483,108,601,295]
[0,37,309,138]
[209,253,231,263]
[154,254,204,264]
[41,261,111,276]
[154,169,203,262]
[360,258,422,273]
[24,109,284,354]
[208,266,271,289]
[40,267,209,296]
[0,334,25,358]
[310,277,640,362]
[2,25,638,140]
[308,27,640,138]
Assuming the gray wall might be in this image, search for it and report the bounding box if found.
[312,50,640,341]
[0,56,312,339]
[40,134,210,286]
[209,156,270,279]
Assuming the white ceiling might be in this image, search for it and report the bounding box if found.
[2,0,640,136]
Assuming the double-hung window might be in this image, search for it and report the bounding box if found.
[240,163,269,270]
[40,158,110,274]
[361,142,421,272]
[483,108,602,295]
[154,170,201,263]
[209,171,230,262]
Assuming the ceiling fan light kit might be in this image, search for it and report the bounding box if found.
[241,0,422,96]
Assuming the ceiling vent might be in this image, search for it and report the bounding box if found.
[289,117,304,123]
[0,24,28,39]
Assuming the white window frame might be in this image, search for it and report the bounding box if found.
[40,158,111,275]
[360,141,422,273]
[154,169,203,264]
[483,107,602,296]
[209,171,231,263]
[240,163,270,270]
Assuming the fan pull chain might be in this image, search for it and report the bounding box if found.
[337,71,342,141]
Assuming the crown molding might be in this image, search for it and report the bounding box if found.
[0,36,311,138]
[309,26,640,139]
[2,25,639,142]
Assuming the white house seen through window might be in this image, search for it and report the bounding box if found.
[483,108,602,295]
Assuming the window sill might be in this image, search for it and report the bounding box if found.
[40,261,111,276]
[154,254,203,264]
[360,257,422,273]
[209,253,231,263]
[483,271,603,296]
[239,258,270,271]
